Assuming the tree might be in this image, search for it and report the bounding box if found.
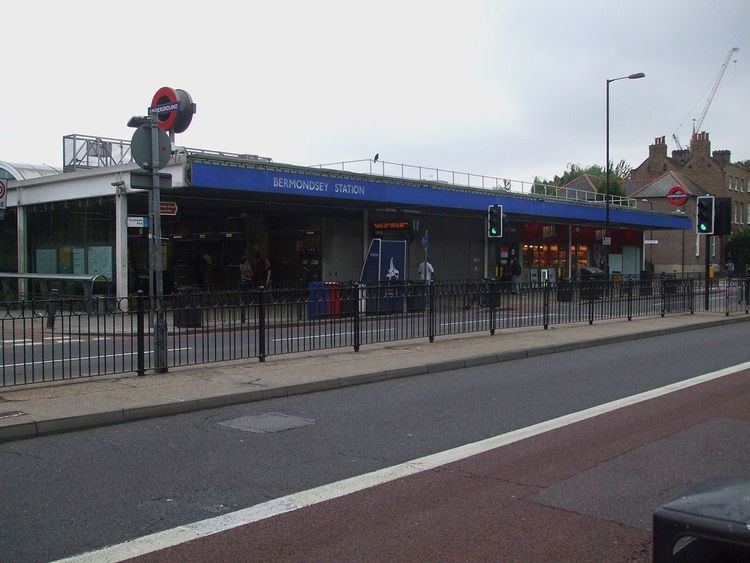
[727,227,750,270]
[531,176,557,196]
[551,160,630,197]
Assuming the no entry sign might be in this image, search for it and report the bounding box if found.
[667,185,688,206]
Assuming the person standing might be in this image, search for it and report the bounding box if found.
[239,256,254,323]
[418,260,435,282]
[511,258,522,294]
[258,256,272,288]
[257,256,273,304]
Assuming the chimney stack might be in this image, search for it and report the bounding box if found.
[712,150,731,166]
[690,131,711,159]
[671,149,690,163]
[649,136,668,159]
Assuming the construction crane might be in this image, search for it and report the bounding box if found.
[672,47,739,150]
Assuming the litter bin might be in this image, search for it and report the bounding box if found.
[307,282,328,320]
[173,286,202,328]
[325,281,341,317]
[308,282,343,319]
[364,282,404,315]
[580,266,605,299]
[557,279,574,302]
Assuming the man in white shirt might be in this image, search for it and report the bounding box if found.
[418,260,435,282]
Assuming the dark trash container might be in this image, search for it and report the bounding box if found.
[557,279,574,302]
[173,286,202,328]
[364,282,404,315]
[580,266,605,299]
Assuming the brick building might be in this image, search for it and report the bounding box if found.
[628,133,749,274]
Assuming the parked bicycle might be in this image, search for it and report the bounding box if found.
[462,279,493,309]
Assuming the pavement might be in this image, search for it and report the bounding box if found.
[1,311,748,445]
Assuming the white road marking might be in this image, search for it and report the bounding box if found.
[57,360,750,563]
[5,347,192,368]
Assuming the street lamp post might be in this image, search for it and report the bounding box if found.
[605,72,645,276]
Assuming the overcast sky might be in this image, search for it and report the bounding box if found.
[1,0,748,184]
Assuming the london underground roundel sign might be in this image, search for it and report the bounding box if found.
[150,87,196,134]
[667,185,687,206]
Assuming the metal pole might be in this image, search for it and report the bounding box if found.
[704,235,710,311]
[605,79,610,277]
[150,116,168,373]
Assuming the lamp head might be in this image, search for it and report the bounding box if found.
[628,72,645,79]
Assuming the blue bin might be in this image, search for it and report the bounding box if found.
[307,282,328,320]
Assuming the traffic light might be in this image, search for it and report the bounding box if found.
[488,204,503,238]
[714,197,732,235]
[695,195,714,234]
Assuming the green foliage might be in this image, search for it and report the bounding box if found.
[727,227,750,268]
[553,160,632,189]
[531,176,557,196]
[551,160,630,198]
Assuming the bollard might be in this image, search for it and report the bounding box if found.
[258,285,266,362]
[489,280,496,336]
[428,280,435,343]
[543,282,550,330]
[136,290,145,376]
[353,283,360,353]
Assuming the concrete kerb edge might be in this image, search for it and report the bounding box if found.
[1,314,747,444]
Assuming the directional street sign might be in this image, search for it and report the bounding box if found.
[160,201,178,216]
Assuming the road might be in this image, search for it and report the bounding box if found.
[0,322,748,561]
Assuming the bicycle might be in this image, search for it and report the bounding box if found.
[462,279,492,309]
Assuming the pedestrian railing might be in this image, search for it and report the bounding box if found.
[1,278,747,387]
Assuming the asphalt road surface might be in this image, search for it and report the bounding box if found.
[0,323,748,561]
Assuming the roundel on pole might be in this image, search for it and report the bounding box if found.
[150,87,196,134]
[666,185,688,206]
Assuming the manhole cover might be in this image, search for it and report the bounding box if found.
[218,412,316,433]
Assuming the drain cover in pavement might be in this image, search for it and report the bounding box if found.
[218,412,316,433]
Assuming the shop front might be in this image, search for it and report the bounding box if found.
[519,223,644,281]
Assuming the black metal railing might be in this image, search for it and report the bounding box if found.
[1,278,747,387]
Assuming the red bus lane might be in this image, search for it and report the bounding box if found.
[129,369,750,562]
